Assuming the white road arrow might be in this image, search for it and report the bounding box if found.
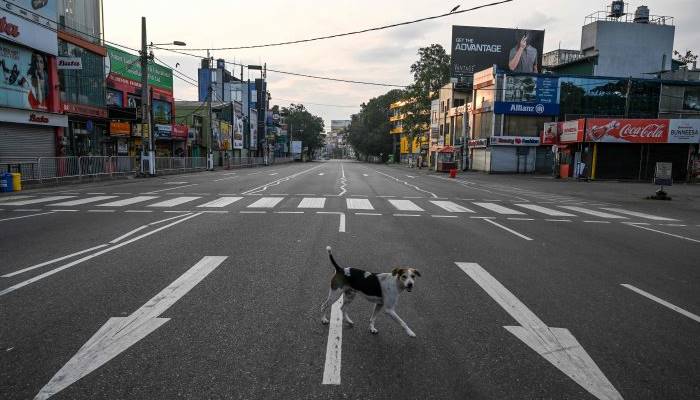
[35,256,228,400]
[455,262,623,400]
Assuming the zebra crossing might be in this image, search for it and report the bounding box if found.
[0,194,682,221]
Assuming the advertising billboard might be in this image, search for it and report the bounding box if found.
[0,0,58,55]
[0,40,50,111]
[233,116,244,149]
[668,119,700,144]
[494,75,560,116]
[106,45,173,92]
[586,119,669,144]
[560,120,584,144]
[451,26,544,82]
[542,122,559,145]
[291,141,302,154]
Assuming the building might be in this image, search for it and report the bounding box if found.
[330,120,350,133]
[547,4,675,78]
[430,83,470,168]
[57,0,109,157]
[389,99,429,164]
[0,0,66,158]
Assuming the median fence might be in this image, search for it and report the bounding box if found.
[0,155,296,185]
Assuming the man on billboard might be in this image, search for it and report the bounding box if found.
[508,31,539,73]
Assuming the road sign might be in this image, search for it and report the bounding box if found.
[654,162,673,186]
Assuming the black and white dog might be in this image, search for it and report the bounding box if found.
[320,246,420,337]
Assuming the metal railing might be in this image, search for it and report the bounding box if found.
[0,155,295,184]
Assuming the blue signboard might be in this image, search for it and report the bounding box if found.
[495,75,560,116]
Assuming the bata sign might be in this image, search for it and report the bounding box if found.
[586,119,669,143]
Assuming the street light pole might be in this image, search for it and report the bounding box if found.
[207,49,213,170]
[140,17,154,175]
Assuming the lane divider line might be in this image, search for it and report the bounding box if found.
[621,284,700,323]
[2,244,109,278]
[481,219,533,241]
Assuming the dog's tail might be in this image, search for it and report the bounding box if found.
[326,246,342,273]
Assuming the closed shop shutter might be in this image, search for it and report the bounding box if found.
[535,147,553,174]
[0,123,55,158]
[596,144,641,180]
[642,144,690,181]
[471,148,488,171]
[491,147,516,172]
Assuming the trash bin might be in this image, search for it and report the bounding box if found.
[1,172,13,192]
[449,168,458,178]
[11,173,21,191]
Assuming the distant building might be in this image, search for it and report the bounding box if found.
[330,120,350,133]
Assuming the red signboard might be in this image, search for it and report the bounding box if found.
[560,120,584,144]
[63,103,108,118]
[541,122,560,145]
[172,124,188,139]
[586,119,669,143]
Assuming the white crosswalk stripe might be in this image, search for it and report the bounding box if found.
[600,208,677,221]
[472,202,525,215]
[248,197,284,208]
[559,206,627,219]
[388,199,424,212]
[50,196,118,206]
[197,197,243,208]
[98,196,159,207]
[515,204,576,217]
[148,196,201,207]
[298,197,326,208]
[430,201,474,213]
[346,198,374,210]
[2,196,75,206]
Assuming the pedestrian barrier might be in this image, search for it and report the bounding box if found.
[0,155,295,185]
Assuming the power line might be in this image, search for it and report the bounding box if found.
[160,0,514,51]
[274,98,359,108]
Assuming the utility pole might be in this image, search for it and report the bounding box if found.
[140,17,154,175]
[207,49,213,170]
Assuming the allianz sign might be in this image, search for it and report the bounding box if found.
[509,104,545,114]
[494,101,559,116]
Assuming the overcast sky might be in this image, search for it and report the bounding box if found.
[104,0,699,130]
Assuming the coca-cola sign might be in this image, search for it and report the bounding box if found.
[586,119,669,143]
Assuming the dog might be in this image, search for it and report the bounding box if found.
[320,246,420,337]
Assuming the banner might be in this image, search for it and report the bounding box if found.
[0,41,50,111]
[668,119,700,144]
[541,122,559,145]
[106,45,173,91]
[560,120,584,144]
[0,0,57,55]
[495,75,560,116]
[291,141,302,154]
[233,116,244,149]
[451,26,544,82]
[490,136,540,146]
[586,119,669,143]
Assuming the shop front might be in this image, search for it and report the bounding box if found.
[467,139,489,171]
[108,121,131,156]
[172,124,188,157]
[154,124,173,157]
[556,119,585,179]
[63,103,109,157]
[586,118,699,181]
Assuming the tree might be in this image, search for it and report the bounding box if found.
[346,89,405,161]
[280,104,325,160]
[674,50,698,69]
[403,44,451,157]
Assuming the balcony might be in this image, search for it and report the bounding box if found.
[390,127,404,134]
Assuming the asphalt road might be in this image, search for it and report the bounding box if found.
[1,160,698,400]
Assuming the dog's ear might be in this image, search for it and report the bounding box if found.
[392,268,403,276]
[412,269,421,277]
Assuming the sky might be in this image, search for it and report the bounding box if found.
[103,0,699,130]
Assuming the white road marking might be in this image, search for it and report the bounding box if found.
[0,195,33,202]
[298,197,326,209]
[559,206,627,219]
[1,196,75,206]
[50,196,118,206]
[515,204,575,217]
[318,173,325,176]
[269,173,279,176]
[355,213,382,216]
[625,223,700,243]
[98,196,158,207]
[240,211,266,214]
[114,192,132,195]
[362,174,369,177]
[197,197,243,208]
[163,181,188,185]
[163,210,192,213]
[406,175,416,178]
[148,214,193,226]
[248,197,284,208]
[394,214,421,217]
[545,219,572,222]
[322,295,343,385]
[213,176,239,182]
[148,196,201,208]
[430,201,474,213]
[337,163,347,196]
[481,219,533,241]
[144,183,199,193]
[378,195,396,198]
[242,165,322,195]
[318,212,346,232]
[13,209,44,212]
[2,244,109,278]
[507,218,534,221]
[375,170,438,198]
[621,284,700,323]
[600,208,677,221]
[50,209,79,212]
[584,221,611,224]
[0,213,203,297]
[109,226,149,244]
[0,212,55,222]
[663,224,687,227]
[455,262,622,400]
[88,210,115,213]
[473,202,525,215]
[346,198,373,210]
[35,256,228,400]
[388,199,424,212]
[432,215,458,218]
[275,211,304,214]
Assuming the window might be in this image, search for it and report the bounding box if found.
[683,87,700,111]
[454,98,466,107]
[106,89,122,107]
[59,40,105,107]
[559,77,660,119]
[58,0,102,44]
[473,112,493,139]
[152,100,172,124]
[504,115,552,137]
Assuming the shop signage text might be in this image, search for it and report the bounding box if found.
[586,119,669,144]
[29,113,49,123]
[63,103,108,118]
[0,106,67,126]
[490,136,540,146]
[468,138,488,148]
[560,120,584,144]
[57,57,82,70]
[109,121,130,136]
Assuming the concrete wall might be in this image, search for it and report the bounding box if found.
[581,21,675,78]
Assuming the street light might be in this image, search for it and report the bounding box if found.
[150,41,187,47]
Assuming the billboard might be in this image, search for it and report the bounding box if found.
[0,0,57,55]
[233,116,244,149]
[494,75,560,116]
[0,40,50,111]
[490,136,540,146]
[106,45,173,92]
[542,122,559,145]
[586,119,669,144]
[451,26,544,82]
[291,141,302,154]
[560,120,584,144]
[668,119,700,144]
